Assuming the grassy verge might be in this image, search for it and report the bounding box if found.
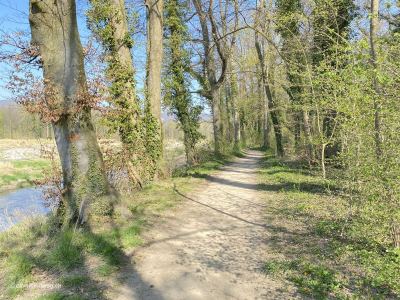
[0,153,230,300]
[0,159,51,192]
[259,153,400,299]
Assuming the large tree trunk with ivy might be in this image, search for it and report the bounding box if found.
[146,0,163,122]
[29,0,113,226]
[145,0,164,164]
[88,0,161,182]
[164,0,202,166]
[89,0,140,144]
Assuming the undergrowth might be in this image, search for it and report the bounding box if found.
[259,153,400,299]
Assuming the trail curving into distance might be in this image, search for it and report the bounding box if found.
[112,150,297,300]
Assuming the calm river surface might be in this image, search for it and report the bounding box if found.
[0,187,49,231]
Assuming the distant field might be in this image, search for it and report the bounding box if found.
[0,138,189,192]
[0,139,54,192]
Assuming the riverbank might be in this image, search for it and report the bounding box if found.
[0,187,49,232]
[0,152,233,299]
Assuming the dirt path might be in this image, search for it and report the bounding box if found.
[111,150,296,300]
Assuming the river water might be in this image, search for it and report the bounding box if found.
[0,187,49,232]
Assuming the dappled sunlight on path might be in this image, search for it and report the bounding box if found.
[111,150,299,300]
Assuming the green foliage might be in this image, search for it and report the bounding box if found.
[311,0,356,64]
[274,0,400,250]
[89,195,114,217]
[47,230,83,270]
[289,261,341,299]
[264,259,341,299]
[260,154,400,297]
[143,106,163,176]
[172,148,234,178]
[0,159,51,191]
[276,0,302,38]
[264,260,291,275]
[87,0,161,182]
[59,275,89,288]
[4,252,34,296]
[36,292,85,300]
[164,0,203,165]
[95,263,117,277]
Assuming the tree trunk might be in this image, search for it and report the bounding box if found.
[294,113,301,150]
[231,73,241,150]
[192,0,230,156]
[321,143,326,179]
[219,88,228,150]
[255,34,284,156]
[224,83,233,145]
[257,71,270,149]
[111,0,134,75]
[183,130,196,166]
[29,0,113,226]
[303,110,314,161]
[233,105,240,150]
[370,0,382,158]
[262,94,270,149]
[211,87,223,155]
[110,0,140,142]
[145,0,163,123]
[240,112,246,147]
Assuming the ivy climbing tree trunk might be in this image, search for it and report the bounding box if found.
[29,0,114,226]
[88,0,161,183]
[164,0,202,166]
[146,0,163,122]
[255,34,270,150]
[255,0,270,150]
[87,0,139,144]
[96,0,139,144]
[276,0,313,161]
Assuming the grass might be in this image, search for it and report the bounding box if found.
[259,153,400,298]
[0,159,51,192]
[264,259,342,299]
[173,150,236,178]
[0,151,227,299]
[3,252,34,297]
[0,138,54,192]
[59,275,89,288]
[36,292,86,300]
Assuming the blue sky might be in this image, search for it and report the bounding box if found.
[0,0,149,102]
[0,0,29,101]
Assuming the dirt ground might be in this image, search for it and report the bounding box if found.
[108,150,298,300]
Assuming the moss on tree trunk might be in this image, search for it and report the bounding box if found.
[29,0,114,226]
